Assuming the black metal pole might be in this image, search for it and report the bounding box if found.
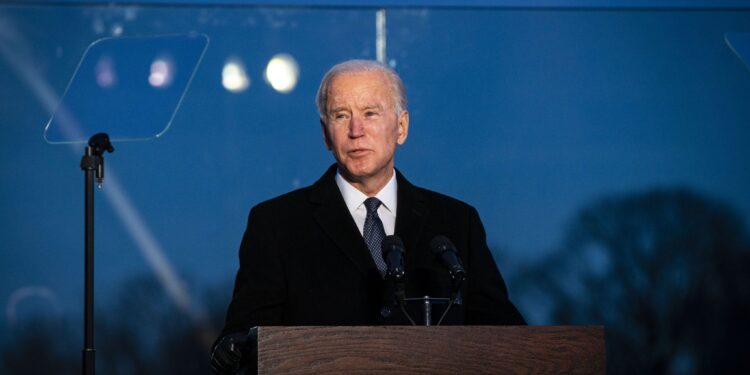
[79,133,113,375]
[423,295,432,326]
[82,146,96,375]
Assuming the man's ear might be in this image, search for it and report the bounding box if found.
[320,119,332,150]
[397,111,409,145]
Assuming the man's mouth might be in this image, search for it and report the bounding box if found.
[348,148,370,157]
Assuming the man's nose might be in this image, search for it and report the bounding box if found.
[348,115,365,138]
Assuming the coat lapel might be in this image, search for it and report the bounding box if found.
[310,165,376,276]
[394,169,427,262]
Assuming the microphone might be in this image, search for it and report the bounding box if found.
[430,235,466,291]
[380,235,414,324]
[381,235,405,281]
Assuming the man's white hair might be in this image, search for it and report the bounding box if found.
[316,59,407,122]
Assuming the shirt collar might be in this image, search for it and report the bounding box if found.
[335,168,398,215]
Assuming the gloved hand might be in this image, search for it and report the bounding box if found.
[210,330,254,375]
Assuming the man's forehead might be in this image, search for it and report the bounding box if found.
[326,71,391,107]
[332,69,388,83]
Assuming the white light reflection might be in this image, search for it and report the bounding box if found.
[264,53,299,93]
[92,17,105,35]
[95,56,117,88]
[222,58,250,93]
[124,7,137,21]
[111,23,123,37]
[6,286,62,327]
[149,57,174,88]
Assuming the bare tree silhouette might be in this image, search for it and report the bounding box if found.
[2,274,232,374]
[514,188,750,374]
[2,314,78,375]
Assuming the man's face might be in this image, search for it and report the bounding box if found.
[322,71,409,189]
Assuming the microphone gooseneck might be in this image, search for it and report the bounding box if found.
[430,235,467,325]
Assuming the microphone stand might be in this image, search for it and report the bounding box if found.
[404,278,464,326]
[79,133,114,375]
[383,273,464,326]
[382,270,417,325]
[403,296,452,326]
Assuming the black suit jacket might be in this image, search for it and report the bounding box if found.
[221,165,524,335]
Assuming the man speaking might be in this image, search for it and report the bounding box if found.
[211,60,525,373]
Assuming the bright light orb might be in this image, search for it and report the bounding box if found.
[111,23,123,37]
[264,53,299,94]
[222,59,250,93]
[149,58,173,88]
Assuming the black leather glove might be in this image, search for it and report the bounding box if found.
[210,330,254,375]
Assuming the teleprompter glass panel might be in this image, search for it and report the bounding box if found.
[726,32,750,72]
[43,33,209,144]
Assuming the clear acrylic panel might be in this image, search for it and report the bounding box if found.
[726,32,750,72]
[43,33,209,144]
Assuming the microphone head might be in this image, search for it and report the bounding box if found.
[430,235,466,284]
[381,235,405,280]
[382,235,405,254]
[430,235,456,255]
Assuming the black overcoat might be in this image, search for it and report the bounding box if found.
[221,165,525,335]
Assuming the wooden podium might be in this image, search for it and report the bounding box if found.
[249,326,604,374]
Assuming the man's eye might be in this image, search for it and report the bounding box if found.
[365,111,378,117]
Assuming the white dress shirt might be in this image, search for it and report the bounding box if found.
[335,170,398,236]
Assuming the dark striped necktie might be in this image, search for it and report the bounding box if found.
[363,197,387,276]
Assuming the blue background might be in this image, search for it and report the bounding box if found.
[1,1,749,373]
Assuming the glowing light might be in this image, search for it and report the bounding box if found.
[124,8,137,21]
[149,58,174,88]
[95,56,116,88]
[264,53,299,93]
[92,18,104,34]
[111,23,123,37]
[222,59,250,93]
